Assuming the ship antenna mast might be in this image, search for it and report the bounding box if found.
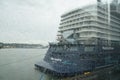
[107,0,111,46]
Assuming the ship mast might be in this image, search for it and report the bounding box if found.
[107,0,111,46]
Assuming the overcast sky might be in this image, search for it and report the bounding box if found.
[0,0,97,44]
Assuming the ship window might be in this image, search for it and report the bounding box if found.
[69,46,78,51]
[84,46,94,52]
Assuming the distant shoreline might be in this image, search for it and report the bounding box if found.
[0,43,49,49]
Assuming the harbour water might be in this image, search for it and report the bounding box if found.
[0,48,46,80]
[0,48,120,80]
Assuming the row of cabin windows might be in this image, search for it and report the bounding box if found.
[60,16,96,25]
[60,21,97,29]
[61,10,97,22]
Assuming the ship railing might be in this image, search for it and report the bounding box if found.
[95,64,114,70]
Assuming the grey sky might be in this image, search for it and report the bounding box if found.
[0,0,96,44]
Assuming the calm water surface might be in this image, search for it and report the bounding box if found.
[0,48,47,80]
[0,49,120,80]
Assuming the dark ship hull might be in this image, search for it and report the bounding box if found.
[35,43,120,76]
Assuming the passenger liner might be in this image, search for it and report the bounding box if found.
[35,0,120,76]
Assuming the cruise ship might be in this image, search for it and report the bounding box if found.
[35,0,120,77]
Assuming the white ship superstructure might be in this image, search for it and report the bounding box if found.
[59,0,120,45]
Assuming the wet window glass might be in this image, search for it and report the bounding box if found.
[0,0,120,80]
